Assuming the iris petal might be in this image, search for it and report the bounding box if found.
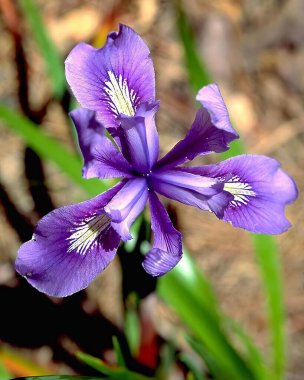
[196,83,238,141]
[142,192,182,276]
[182,155,298,234]
[150,169,231,218]
[70,108,133,179]
[105,178,149,241]
[65,25,155,130]
[118,101,160,172]
[156,84,238,169]
[15,183,124,297]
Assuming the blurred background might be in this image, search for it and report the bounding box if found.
[0,0,303,379]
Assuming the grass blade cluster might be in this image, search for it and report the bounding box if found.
[174,2,286,379]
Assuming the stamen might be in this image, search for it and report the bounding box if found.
[104,71,137,117]
[67,214,111,255]
[224,175,256,207]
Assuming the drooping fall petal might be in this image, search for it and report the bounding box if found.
[15,184,124,297]
[182,155,298,234]
[143,192,182,276]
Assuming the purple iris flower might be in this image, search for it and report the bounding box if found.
[15,25,297,297]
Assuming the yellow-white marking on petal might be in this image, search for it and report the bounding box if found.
[224,175,256,207]
[67,214,111,255]
[104,71,137,117]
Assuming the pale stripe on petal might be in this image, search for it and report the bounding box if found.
[67,213,111,255]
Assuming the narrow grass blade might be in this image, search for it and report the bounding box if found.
[164,249,220,324]
[156,343,175,380]
[19,0,66,98]
[158,257,256,380]
[0,359,11,380]
[175,1,211,93]
[14,377,102,380]
[0,346,48,377]
[175,3,285,378]
[0,104,109,197]
[225,318,268,380]
[187,337,223,379]
[179,353,207,380]
[253,235,285,380]
[77,352,154,380]
[219,140,245,161]
[124,304,140,356]
[112,336,126,368]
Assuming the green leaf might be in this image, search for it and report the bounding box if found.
[175,1,211,93]
[13,377,102,380]
[158,255,256,380]
[124,308,140,355]
[179,353,207,380]
[219,139,245,160]
[19,0,66,98]
[112,336,126,368]
[156,343,176,380]
[253,235,285,380]
[0,359,11,380]
[124,301,141,356]
[175,3,285,378]
[0,104,110,197]
[77,352,154,380]
[187,336,226,379]
[0,346,49,378]
[225,318,268,380]
[162,249,221,324]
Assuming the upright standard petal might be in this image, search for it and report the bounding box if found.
[65,24,155,130]
[70,108,133,179]
[185,155,298,234]
[150,169,231,218]
[118,101,160,173]
[156,84,238,169]
[15,183,124,297]
[196,83,237,139]
[105,178,149,241]
[143,192,182,276]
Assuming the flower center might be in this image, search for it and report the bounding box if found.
[67,214,111,255]
[224,175,256,207]
[141,170,152,177]
[104,71,137,117]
